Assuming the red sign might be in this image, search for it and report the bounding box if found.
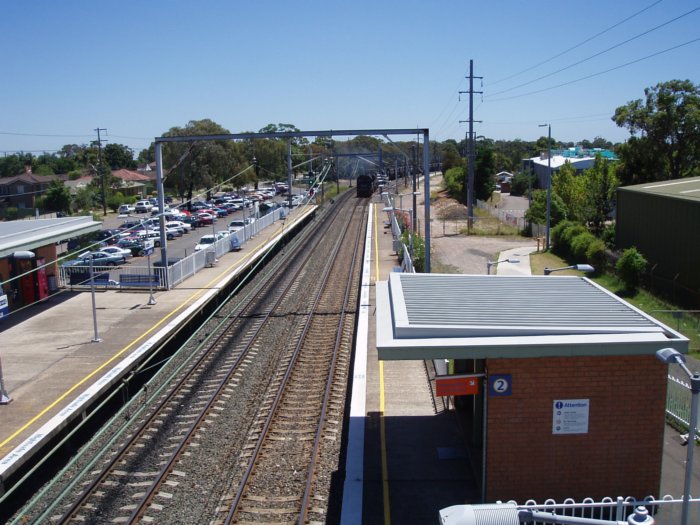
[435,375,480,396]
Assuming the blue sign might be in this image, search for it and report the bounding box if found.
[489,374,512,397]
[0,294,8,321]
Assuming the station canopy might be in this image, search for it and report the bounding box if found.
[376,273,688,360]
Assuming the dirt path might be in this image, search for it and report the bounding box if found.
[418,174,537,274]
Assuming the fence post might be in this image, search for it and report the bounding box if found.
[0,353,12,405]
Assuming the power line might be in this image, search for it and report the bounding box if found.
[486,5,700,98]
[486,36,700,103]
[488,0,664,87]
[0,131,94,138]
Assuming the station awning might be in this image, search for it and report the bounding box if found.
[376,273,688,360]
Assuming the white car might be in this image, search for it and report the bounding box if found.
[166,220,191,234]
[134,200,153,213]
[118,204,135,215]
[100,245,133,259]
[194,234,218,251]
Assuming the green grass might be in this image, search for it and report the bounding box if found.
[458,208,522,237]
[531,252,700,356]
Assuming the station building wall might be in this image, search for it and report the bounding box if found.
[485,354,666,503]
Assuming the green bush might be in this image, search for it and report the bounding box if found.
[107,192,125,212]
[571,232,597,261]
[585,238,607,273]
[551,220,576,253]
[601,223,616,249]
[443,167,465,201]
[558,223,587,256]
[5,207,18,220]
[616,247,647,291]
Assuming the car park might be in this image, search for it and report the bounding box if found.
[100,245,134,259]
[97,229,123,245]
[196,212,215,225]
[115,237,149,257]
[62,251,127,267]
[134,200,153,213]
[166,220,191,234]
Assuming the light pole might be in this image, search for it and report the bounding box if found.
[543,264,594,275]
[656,348,699,525]
[486,258,520,275]
[539,123,552,250]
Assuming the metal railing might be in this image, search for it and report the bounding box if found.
[665,373,700,441]
[490,495,700,524]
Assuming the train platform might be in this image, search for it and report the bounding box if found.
[0,205,316,491]
[340,200,492,524]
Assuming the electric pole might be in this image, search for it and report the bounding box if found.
[459,60,482,229]
[94,127,107,216]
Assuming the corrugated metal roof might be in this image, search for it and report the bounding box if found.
[619,176,700,202]
[0,217,101,258]
[377,273,688,360]
[397,274,656,336]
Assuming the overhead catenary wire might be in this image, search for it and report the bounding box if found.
[486,36,700,103]
[488,0,664,87]
[486,5,700,98]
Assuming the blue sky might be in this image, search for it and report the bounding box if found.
[1,0,698,156]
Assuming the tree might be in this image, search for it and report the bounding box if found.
[43,179,72,213]
[103,143,137,170]
[582,156,619,235]
[440,142,463,174]
[552,163,587,222]
[613,79,700,183]
[161,119,238,205]
[474,145,496,201]
[525,189,568,227]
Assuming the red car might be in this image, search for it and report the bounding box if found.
[196,212,215,225]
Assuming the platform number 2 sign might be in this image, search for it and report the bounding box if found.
[489,374,512,397]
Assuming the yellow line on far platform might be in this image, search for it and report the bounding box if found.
[374,202,391,524]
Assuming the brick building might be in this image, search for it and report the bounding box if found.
[376,273,687,503]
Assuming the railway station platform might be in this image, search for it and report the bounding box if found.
[0,205,316,496]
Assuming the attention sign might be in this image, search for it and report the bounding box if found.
[552,399,590,434]
[436,374,480,396]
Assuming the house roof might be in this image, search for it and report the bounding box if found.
[0,173,57,186]
[376,273,688,360]
[0,216,102,258]
[618,176,700,203]
[112,169,151,182]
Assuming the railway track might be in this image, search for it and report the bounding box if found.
[13,192,367,525]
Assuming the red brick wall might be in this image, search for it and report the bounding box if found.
[485,355,667,503]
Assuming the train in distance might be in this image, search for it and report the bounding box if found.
[356,172,388,198]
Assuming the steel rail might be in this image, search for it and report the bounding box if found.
[224,200,363,524]
[127,193,355,522]
[298,203,366,524]
[54,197,352,524]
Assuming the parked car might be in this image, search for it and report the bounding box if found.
[194,234,218,251]
[97,229,122,245]
[62,251,127,267]
[115,237,149,257]
[118,204,135,215]
[134,200,153,213]
[100,245,134,259]
[196,212,215,225]
[166,220,191,234]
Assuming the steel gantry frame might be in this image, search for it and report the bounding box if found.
[153,128,433,280]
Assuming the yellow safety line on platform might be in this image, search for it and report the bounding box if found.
[374,203,392,524]
[0,232,274,451]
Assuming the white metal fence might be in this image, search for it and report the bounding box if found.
[664,374,700,441]
[480,495,700,525]
[476,199,527,230]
